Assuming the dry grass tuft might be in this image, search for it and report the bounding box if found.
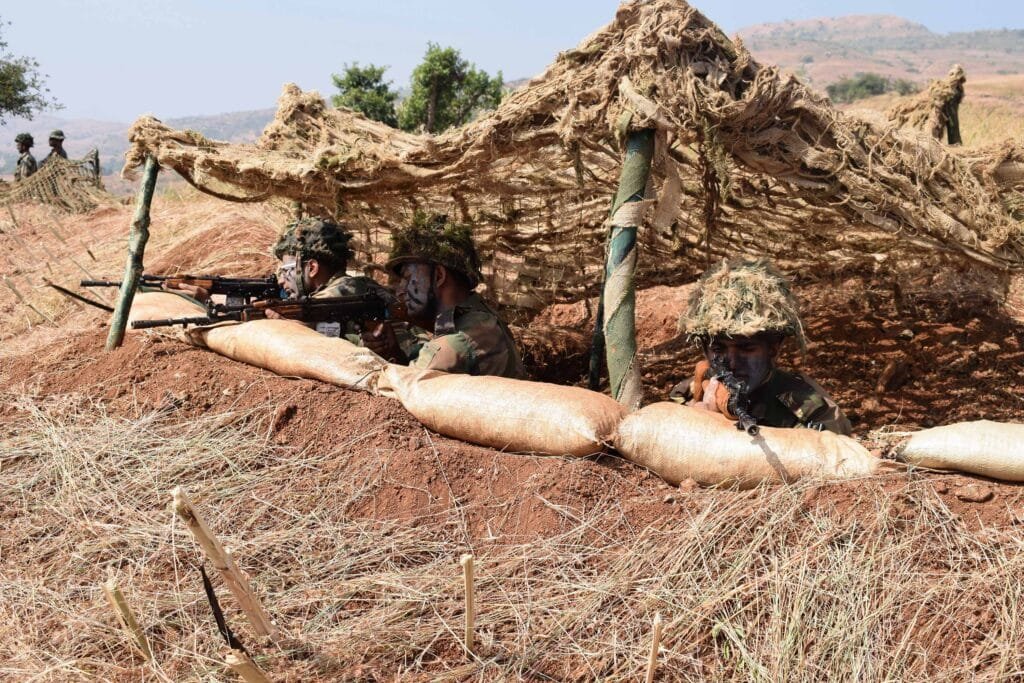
[3,393,1024,681]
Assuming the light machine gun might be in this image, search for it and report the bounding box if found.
[130,293,394,337]
[82,274,282,307]
[709,357,760,436]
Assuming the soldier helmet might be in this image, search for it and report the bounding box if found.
[15,133,34,147]
[681,258,806,351]
[386,212,483,289]
[277,217,354,267]
[49,129,66,141]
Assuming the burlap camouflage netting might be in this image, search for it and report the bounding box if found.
[1,153,110,214]
[122,0,1024,314]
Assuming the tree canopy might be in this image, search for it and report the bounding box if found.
[0,18,60,124]
[397,43,503,134]
[330,63,399,127]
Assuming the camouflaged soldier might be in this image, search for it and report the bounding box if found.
[671,258,852,435]
[14,133,37,181]
[362,213,525,378]
[270,217,397,340]
[41,129,68,167]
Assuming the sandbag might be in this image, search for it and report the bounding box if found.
[378,364,626,456]
[127,291,206,328]
[614,402,881,488]
[900,420,1024,481]
[188,319,386,393]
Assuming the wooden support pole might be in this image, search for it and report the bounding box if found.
[102,578,153,662]
[645,612,663,683]
[172,486,278,638]
[460,554,475,656]
[106,154,159,350]
[591,128,655,409]
[224,649,272,683]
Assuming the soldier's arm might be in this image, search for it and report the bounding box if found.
[409,332,477,375]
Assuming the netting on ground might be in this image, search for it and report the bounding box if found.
[122,0,1024,314]
[1,152,112,214]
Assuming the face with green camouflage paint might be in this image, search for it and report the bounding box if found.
[704,333,781,390]
[398,262,438,321]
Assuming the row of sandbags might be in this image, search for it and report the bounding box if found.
[128,292,1024,486]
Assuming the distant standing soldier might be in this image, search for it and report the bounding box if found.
[41,129,68,166]
[362,212,526,378]
[14,133,37,181]
[672,258,852,435]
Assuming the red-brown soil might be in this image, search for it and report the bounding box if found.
[5,274,1024,541]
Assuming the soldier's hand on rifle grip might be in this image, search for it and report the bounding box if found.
[163,281,210,303]
[362,321,405,363]
[263,308,283,319]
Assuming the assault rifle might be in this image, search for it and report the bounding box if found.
[81,274,281,307]
[130,292,392,336]
[709,357,760,436]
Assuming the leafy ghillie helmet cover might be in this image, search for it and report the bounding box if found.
[15,133,34,147]
[386,212,483,289]
[681,258,807,351]
[272,217,354,265]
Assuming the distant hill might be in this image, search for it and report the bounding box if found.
[0,108,275,176]
[738,15,1024,88]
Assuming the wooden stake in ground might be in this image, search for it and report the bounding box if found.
[106,154,159,350]
[224,649,272,683]
[460,554,475,656]
[101,578,153,662]
[172,486,278,638]
[645,612,663,683]
[3,276,56,324]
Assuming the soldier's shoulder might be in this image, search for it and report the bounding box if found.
[768,369,831,422]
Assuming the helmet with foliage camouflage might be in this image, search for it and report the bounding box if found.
[15,133,34,147]
[386,212,483,289]
[49,129,66,141]
[681,258,806,351]
[274,217,354,266]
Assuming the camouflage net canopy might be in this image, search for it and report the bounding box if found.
[1,152,111,213]
[123,0,1024,315]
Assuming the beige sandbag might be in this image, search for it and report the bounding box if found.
[188,319,386,392]
[614,402,881,488]
[900,420,1024,481]
[127,291,207,328]
[378,364,626,456]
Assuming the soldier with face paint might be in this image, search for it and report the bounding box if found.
[672,258,851,435]
[362,213,525,378]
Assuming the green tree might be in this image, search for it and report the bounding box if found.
[0,18,60,124]
[825,72,921,104]
[398,43,503,134]
[331,62,398,127]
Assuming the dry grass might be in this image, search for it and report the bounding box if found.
[3,393,1024,681]
[0,189,286,346]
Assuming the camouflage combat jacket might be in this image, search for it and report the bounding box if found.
[408,293,525,379]
[41,149,68,166]
[15,152,37,181]
[671,367,852,436]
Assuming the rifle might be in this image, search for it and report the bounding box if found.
[81,274,282,307]
[131,292,393,335]
[709,357,760,436]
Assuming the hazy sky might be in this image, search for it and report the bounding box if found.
[3,0,1023,122]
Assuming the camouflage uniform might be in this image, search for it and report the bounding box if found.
[387,213,525,378]
[670,368,852,435]
[41,129,68,166]
[14,133,37,180]
[676,258,852,436]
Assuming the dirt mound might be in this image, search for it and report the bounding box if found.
[4,321,1024,680]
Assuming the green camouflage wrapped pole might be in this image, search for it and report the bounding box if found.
[106,155,159,350]
[597,129,654,409]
